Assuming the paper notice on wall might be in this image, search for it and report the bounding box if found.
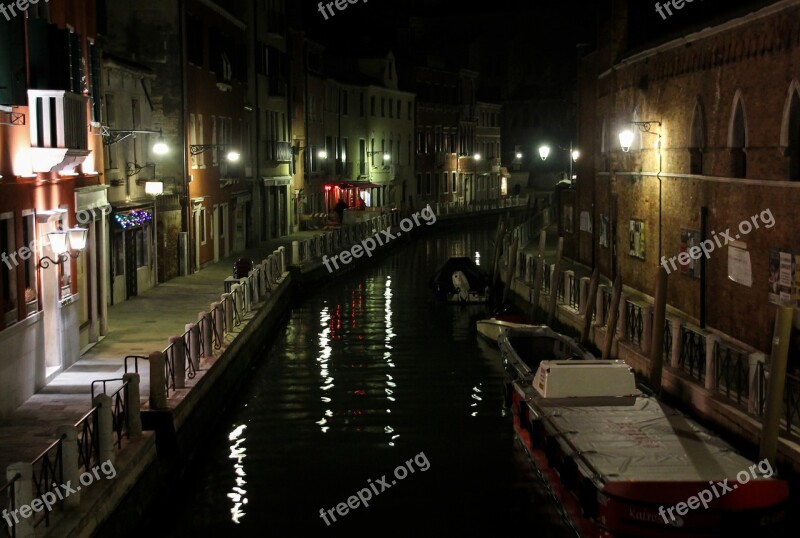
[579,211,592,233]
[727,245,752,287]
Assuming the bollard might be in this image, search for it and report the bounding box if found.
[278,246,285,274]
[6,462,34,538]
[233,284,244,316]
[93,393,115,466]
[148,351,167,409]
[222,293,234,330]
[169,336,186,389]
[212,301,224,343]
[122,373,142,438]
[56,425,81,507]
[186,322,200,368]
[200,311,213,359]
[292,240,300,264]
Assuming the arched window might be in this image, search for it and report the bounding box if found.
[689,101,705,175]
[728,92,747,178]
[781,81,800,180]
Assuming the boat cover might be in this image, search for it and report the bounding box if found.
[529,389,771,482]
[431,257,488,293]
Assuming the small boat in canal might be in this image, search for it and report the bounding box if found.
[431,256,491,303]
[506,355,790,537]
[477,313,544,344]
[498,326,595,406]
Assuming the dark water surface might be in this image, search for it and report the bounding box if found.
[141,227,578,537]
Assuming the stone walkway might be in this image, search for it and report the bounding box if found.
[0,231,320,475]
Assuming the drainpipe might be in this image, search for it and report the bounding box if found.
[179,0,190,273]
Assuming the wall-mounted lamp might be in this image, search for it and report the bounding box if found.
[619,121,661,152]
[538,145,550,161]
[190,144,241,163]
[38,227,88,269]
[102,127,167,155]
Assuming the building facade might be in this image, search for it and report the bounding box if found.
[576,0,800,353]
[0,0,106,417]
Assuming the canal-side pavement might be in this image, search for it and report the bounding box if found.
[0,201,531,537]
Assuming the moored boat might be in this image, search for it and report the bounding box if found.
[508,358,790,537]
[476,316,537,343]
[431,256,491,303]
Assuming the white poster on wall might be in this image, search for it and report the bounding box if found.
[728,243,752,287]
[579,211,592,233]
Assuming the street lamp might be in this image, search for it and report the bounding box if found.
[318,150,328,159]
[619,121,661,152]
[619,130,635,152]
[102,127,168,155]
[539,142,580,184]
[38,227,88,269]
[190,144,242,162]
[515,152,523,160]
[474,153,481,161]
[538,145,550,161]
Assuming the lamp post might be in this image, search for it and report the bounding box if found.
[538,142,580,186]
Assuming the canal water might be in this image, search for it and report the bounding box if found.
[138,226,579,537]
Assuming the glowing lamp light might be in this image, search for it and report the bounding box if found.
[473,153,481,160]
[619,130,634,152]
[571,149,580,161]
[318,150,328,159]
[145,181,164,195]
[324,184,332,191]
[152,139,169,155]
[383,153,391,161]
[68,227,88,251]
[226,151,240,162]
[538,145,550,161]
[515,152,523,159]
[47,230,68,255]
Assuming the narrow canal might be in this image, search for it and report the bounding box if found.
[138,226,579,536]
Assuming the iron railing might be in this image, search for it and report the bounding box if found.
[30,437,64,528]
[679,326,706,382]
[75,407,99,473]
[756,366,800,436]
[664,320,673,360]
[567,273,580,311]
[557,271,565,302]
[714,341,750,406]
[1,473,19,538]
[542,263,551,294]
[625,300,645,347]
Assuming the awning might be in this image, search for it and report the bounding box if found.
[263,175,292,187]
[325,180,384,189]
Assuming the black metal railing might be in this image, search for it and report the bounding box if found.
[664,320,673,361]
[679,326,706,382]
[557,271,565,302]
[210,303,224,349]
[756,367,800,436]
[75,407,99,472]
[568,273,580,311]
[715,341,750,406]
[602,286,611,322]
[31,437,64,528]
[626,300,644,347]
[1,473,19,538]
[542,263,551,294]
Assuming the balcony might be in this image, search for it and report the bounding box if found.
[28,90,90,173]
[265,140,292,162]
